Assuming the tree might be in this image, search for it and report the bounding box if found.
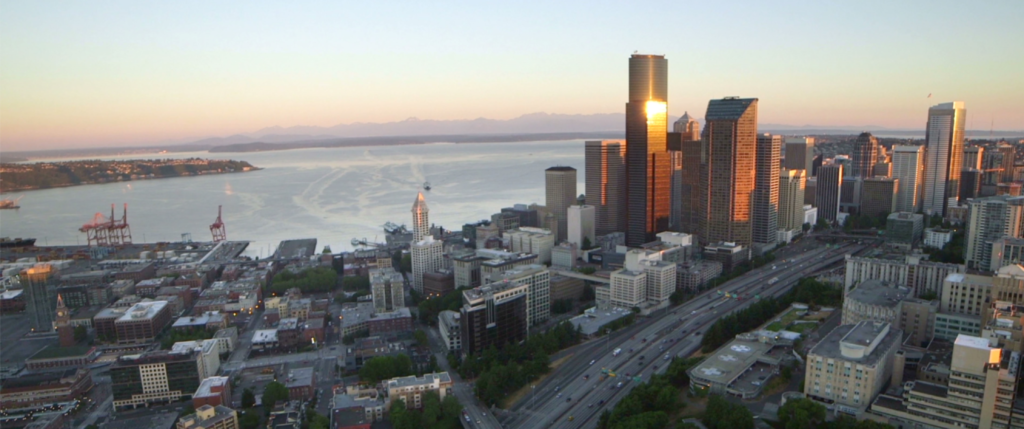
[342,275,370,291]
[414,329,429,347]
[582,236,594,250]
[802,222,811,232]
[778,398,827,429]
[400,254,412,273]
[74,325,87,342]
[322,245,332,254]
[261,381,290,412]
[240,411,261,429]
[241,388,256,409]
[359,354,414,384]
[703,395,754,429]
[815,217,830,231]
[919,291,939,301]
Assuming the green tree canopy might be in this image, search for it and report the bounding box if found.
[778,398,827,429]
[241,388,256,409]
[261,381,289,411]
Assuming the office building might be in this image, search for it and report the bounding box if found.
[703,242,750,274]
[804,321,901,415]
[964,196,1024,271]
[549,274,584,302]
[815,163,843,222]
[779,169,807,234]
[176,405,238,429]
[851,132,879,178]
[753,134,781,249]
[492,264,550,328]
[624,54,671,246]
[785,137,816,174]
[459,281,528,357]
[609,263,646,309]
[872,162,891,178]
[991,237,1024,271]
[0,368,93,409]
[960,168,983,202]
[386,372,453,410]
[997,143,1017,183]
[941,273,993,317]
[892,145,926,214]
[438,310,461,352]
[567,205,595,250]
[872,334,1020,429]
[844,254,964,297]
[840,176,863,215]
[923,228,954,249]
[110,350,201,411]
[922,102,967,216]
[411,193,444,294]
[114,300,171,344]
[859,177,898,217]
[885,212,924,250]
[842,280,909,327]
[963,145,984,170]
[669,113,702,235]
[370,267,404,313]
[550,242,577,270]
[545,166,577,242]
[191,376,231,409]
[585,140,627,236]
[678,260,723,291]
[698,97,758,247]
[506,227,555,264]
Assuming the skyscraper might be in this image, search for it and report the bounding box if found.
[851,132,879,178]
[963,145,984,170]
[922,101,967,216]
[669,112,701,235]
[892,145,926,213]
[816,163,843,222]
[698,97,758,247]
[585,140,627,236]
[779,169,807,233]
[411,192,443,293]
[545,166,577,242]
[860,177,899,217]
[753,134,781,248]
[784,137,816,174]
[964,196,1024,271]
[625,54,670,246]
[997,143,1016,183]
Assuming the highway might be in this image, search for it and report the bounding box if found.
[503,242,865,429]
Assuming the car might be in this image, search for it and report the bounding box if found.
[691,310,697,314]
[555,386,560,391]
[639,355,644,359]
[465,415,471,422]
[557,393,562,398]
[598,400,605,405]
[589,360,596,365]
[588,403,594,408]
[566,397,572,402]
[583,374,589,380]
[616,382,623,388]
[653,365,659,370]
[629,348,634,353]
[642,338,647,343]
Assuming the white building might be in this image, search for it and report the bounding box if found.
[803,205,817,227]
[492,264,550,328]
[891,145,926,214]
[437,310,461,352]
[921,102,967,217]
[551,242,578,270]
[923,228,954,249]
[779,169,807,239]
[608,249,676,309]
[410,192,444,294]
[567,205,596,250]
[507,227,555,264]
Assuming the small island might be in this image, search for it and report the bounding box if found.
[0,158,258,193]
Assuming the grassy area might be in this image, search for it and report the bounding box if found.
[787,322,818,334]
[500,354,574,409]
[764,309,802,332]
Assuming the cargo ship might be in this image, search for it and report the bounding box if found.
[0,237,37,248]
[0,196,22,210]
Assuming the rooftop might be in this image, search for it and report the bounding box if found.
[193,376,229,399]
[387,372,451,389]
[546,166,576,172]
[340,302,375,329]
[705,97,757,121]
[100,412,178,429]
[252,329,278,344]
[172,312,222,328]
[569,307,633,336]
[28,345,95,360]
[954,334,992,351]
[439,310,460,327]
[371,307,413,322]
[810,321,901,366]
[688,338,774,387]
[279,318,299,330]
[284,367,314,388]
[115,300,168,322]
[846,280,908,308]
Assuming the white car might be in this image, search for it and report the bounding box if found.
[589,360,596,365]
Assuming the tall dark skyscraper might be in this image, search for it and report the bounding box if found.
[816,163,844,222]
[669,113,701,234]
[784,137,815,174]
[851,132,879,178]
[752,133,781,248]
[625,54,670,246]
[585,140,627,235]
[698,97,758,247]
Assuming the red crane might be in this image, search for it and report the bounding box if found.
[80,212,110,247]
[79,203,132,247]
[108,203,132,245]
[210,205,227,243]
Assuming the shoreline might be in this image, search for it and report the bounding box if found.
[0,167,261,195]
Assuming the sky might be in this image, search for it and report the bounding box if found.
[2,0,1023,151]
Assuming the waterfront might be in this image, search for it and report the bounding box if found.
[0,140,585,255]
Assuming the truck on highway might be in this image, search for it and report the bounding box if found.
[613,347,622,356]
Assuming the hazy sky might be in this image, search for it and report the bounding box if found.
[2,1,1022,151]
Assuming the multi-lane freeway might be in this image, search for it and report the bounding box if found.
[499,242,865,429]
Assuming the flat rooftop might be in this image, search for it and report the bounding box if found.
[27,345,94,361]
[810,322,901,367]
[116,300,168,322]
[284,367,314,388]
[387,372,451,389]
[194,376,229,398]
[252,329,278,344]
[274,239,317,259]
[846,280,908,308]
[688,338,773,387]
[569,307,633,336]
[100,412,178,429]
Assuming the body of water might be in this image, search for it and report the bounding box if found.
[0,141,585,256]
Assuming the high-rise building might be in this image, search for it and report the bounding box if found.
[411,193,444,294]
[804,321,901,415]
[371,267,405,311]
[779,169,807,234]
[506,227,555,264]
[753,134,781,248]
[960,168,983,202]
[459,281,528,358]
[111,350,201,411]
[963,145,984,170]
[585,140,627,236]
[922,101,967,216]
[872,162,891,178]
[624,54,670,246]
[784,137,816,174]
[491,264,550,328]
[698,97,758,247]
[860,177,898,218]
[851,132,879,178]
[669,112,701,234]
[673,111,700,141]
[964,196,1024,271]
[998,143,1017,183]
[892,145,926,213]
[545,166,577,242]
[815,163,843,222]
[567,205,595,250]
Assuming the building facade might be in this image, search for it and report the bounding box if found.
[698,97,758,247]
[459,281,528,357]
[785,137,815,174]
[624,54,671,246]
[965,196,1024,271]
[892,145,926,214]
[815,163,843,222]
[567,205,596,250]
[370,267,404,312]
[545,166,577,242]
[110,351,201,411]
[804,321,901,415]
[779,169,807,234]
[851,132,879,178]
[860,177,898,218]
[921,101,967,216]
[585,140,627,236]
[752,134,781,248]
[411,193,444,294]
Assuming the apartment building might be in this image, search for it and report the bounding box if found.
[805,321,902,415]
[386,372,453,410]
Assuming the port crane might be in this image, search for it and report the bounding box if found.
[210,205,227,243]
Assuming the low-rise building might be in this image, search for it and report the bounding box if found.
[678,260,723,291]
[688,331,792,399]
[549,275,584,302]
[176,405,238,429]
[804,321,901,415]
[422,270,454,298]
[283,367,316,401]
[844,254,964,298]
[551,242,578,270]
[923,228,954,249]
[842,280,908,327]
[703,242,749,274]
[110,350,202,411]
[385,372,453,410]
[114,300,171,344]
[192,376,231,409]
[885,212,924,250]
[25,345,97,371]
[991,237,1024,272]
[367,308,413,335]
[934,312,982,341]
[332,384,386,425]
[0,368,93,409]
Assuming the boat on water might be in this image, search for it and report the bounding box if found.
[423,181,431,191]
[0,196,22,210]
[0,237,37,248]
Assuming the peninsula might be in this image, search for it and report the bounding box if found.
[0,158,257,193]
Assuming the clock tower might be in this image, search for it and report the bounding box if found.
[56,294,75,347]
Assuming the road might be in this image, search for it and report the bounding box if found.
[504,242,865,429]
